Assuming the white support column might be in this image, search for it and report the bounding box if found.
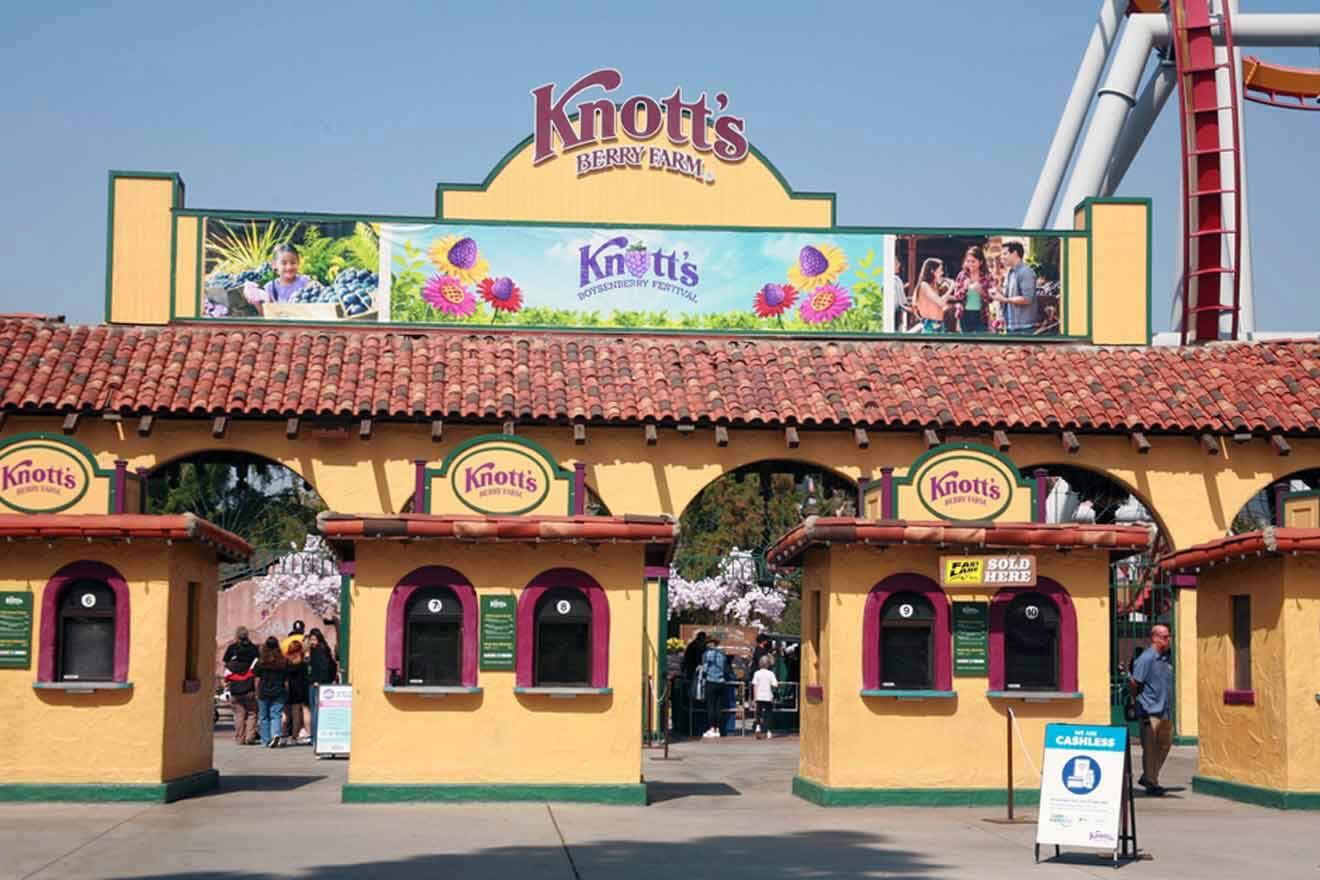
[1101,62,1179,196]
[1024,0,1127,228]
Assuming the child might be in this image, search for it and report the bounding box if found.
[243,243,311,306]
[752,653,779,739]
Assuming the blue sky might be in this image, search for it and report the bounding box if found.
[1,1,1316,331]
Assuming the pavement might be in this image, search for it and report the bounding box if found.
[1,729,1318,879]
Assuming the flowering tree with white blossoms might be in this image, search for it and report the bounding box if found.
[668,548,789,629]
[253,535,341,619]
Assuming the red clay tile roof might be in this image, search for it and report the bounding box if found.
[767,517,1154,566]
[1158,526,1320,571]
[0,513,252,561]
[2,315,1318,434]
[319,512,676,544]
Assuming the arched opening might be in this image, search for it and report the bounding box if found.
[668,459,856,737]
[1229,467,1320,533]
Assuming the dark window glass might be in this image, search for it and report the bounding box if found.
[58,580,115,681]
[405,587,463,686]
[185,581,200,682]
[1231,595,1251,691]
[879,592,934,689]
[534,588,591,687]
[1004,592,1059,690]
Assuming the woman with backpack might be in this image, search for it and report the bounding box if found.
[253,636,290,748]
[700,636,727,739]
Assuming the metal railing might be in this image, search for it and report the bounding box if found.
[669,676,800,737]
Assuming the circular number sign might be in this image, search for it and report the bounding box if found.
[426,598,443,614]
[556,599,571,615]
[80,593,96,608]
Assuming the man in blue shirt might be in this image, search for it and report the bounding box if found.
[1129,624,1174,796]
[992,242,1038,334]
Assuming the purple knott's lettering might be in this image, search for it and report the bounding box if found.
[711,91,749,162]
[531,68,623,165]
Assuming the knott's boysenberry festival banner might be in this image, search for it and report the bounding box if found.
[197,212,1065,338]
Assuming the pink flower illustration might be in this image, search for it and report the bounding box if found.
[798,283,852,324]
[422,274,477,318]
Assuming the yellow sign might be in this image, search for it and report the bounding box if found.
[427,435,573,517]
[0,438,92,514]
[940,555,1037,588]
[888,443,1034,524]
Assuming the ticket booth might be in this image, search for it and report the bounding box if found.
[767,443,1152,806]
[1160,526,1320,810]
[0,512,250,802]
[321,435,675,804]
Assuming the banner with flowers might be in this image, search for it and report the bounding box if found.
[198,214,1063,336]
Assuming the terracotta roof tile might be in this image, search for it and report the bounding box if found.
[0,513,251,561]
[1,315,1318,435]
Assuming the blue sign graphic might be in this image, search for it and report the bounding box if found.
[1061,755,1102,795]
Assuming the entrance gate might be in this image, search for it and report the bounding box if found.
[1109,558,1176,737]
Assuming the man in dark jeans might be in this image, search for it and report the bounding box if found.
[1129,624,1174,795]
[221,626,259,744]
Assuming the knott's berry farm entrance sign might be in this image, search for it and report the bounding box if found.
[423,435,575,517]
[532,68,748,184]
[870,443,1036,524]
[0,434,114,515]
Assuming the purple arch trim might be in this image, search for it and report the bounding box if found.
[516,568,610,688]
[988,576,1078,692]
[862,573,951,691]
[385,566,478,687]
[39,561,131,683]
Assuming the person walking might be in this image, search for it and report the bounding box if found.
[254,636,290,748]
[751,654,779,739]
[1130,624,1174,795]
[221,626,259,745]
[285,640,312,744]
[305,628,338,749]
[700,636,727,739]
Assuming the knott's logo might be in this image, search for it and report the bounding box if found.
[578,234,700,305]
[911,449,1018,523]
[450,445,551,516]
[531,69,748,185]
[0,442,91,514]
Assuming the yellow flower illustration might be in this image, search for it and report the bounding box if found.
[787,243,847,291]
[427,235,490,286]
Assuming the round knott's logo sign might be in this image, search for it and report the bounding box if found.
[0,442,90,514]
[913,451,1017,523]
[450,445,552,516]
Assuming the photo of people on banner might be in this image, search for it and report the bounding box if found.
[891,234,1061,336]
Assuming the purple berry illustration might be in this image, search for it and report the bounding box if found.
[490,277,515,301]
[624,242,650,278]
[447,237,479,270]
[798,245,829,279]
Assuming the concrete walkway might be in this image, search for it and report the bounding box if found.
[1,733,1317,879]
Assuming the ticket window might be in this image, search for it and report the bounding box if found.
[534,588,592,687]
[405,587,463,686]
[879,592,935,689]
[1003,592,1060,690]
[57,580,116,682]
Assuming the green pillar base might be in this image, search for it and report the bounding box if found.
[0,768,219,803]
[342,782,647,805]
[1192,775,1320,810]
[792,775,1041,808]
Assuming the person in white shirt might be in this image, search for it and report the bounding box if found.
[751,654,779,739]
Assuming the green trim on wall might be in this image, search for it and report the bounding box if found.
[0,769,217,803]
[1172,735,1199,746]
[1192,775,1320,810]
[341,782,646,805]
[792,776,1040,808]
[338,572,352,684]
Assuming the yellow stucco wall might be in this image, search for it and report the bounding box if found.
[797,544,1111,792]
[172,215,199,320]
[1282,556,1320,792]
[1196,558,1289,790]
[1175,586,1199,738]
[346,541,645,786]
[440,131,833,228]
[798,548,831,783]
[108,175,177,325]
[1085,200,1150,346]
[0,542,216,785]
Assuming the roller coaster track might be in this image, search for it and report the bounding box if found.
[1171,0,1244,344]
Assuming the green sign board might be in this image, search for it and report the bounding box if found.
[952,601,989,677]
[480,595,516,671]
[0,591,34,669]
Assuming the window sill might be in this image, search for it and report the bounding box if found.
[860,689,956,701]
[514,687,612,698]
[986,690,1082,702]
[33,681,133,693]
[1223,689,1255,706]
[384,685,482,696]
